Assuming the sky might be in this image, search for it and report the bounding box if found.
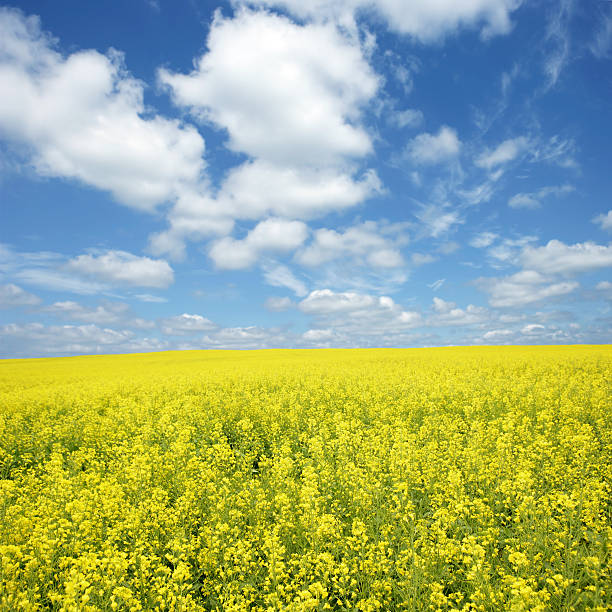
[0,0,611,357]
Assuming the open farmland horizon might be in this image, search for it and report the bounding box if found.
[1,342,612,362]
[1,346,610,609]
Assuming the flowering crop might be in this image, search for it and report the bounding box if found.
[0,346,610,611]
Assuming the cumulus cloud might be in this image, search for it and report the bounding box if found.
[520,240,612,275]
[297,221,406,269]
[0,283,41,308]
[429,297,488,326]
[201,325,288,349]
[160,9,377,166]
[482,328,513,340]
[521,323,546,335]
[43,300,153,328]
[159,313,217,335]
[476,269,578,307]
[486,235,537,265]
[302,328,336,343]
[0,8,205,212]
[0,243,106,295]
[148,193,235,261]
[299,288,421,333]
[66,251,174,288]
[214,163,382,222]
[0,322,165,358]
[406,126,461,165]
[154,8,382,258]
[241,0,523,42]
[0,8,383,267]
[475,136,528,169]
[593,210,612,231]
[209,218,308,270]
[432,297,455,313]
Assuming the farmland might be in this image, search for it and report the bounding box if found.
[0,346,610,610]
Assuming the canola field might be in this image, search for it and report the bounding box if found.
[0,346,610,611]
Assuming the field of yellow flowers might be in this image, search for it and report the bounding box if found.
[0,346,610,611]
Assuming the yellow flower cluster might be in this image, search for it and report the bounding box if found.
[0,346,610,610]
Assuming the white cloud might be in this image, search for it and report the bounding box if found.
[407,126,461,165]
[470,232,498,248]
[429,297,488,326]
[43,300,153,328]
[300,289,379,315]
[14,268,108,295]
[0,8,205,212]
[458,180,496,206]
[241,0,523,42]
[486,235,537,265]
[0,245,109,294]
[476,269,578,307]
[411,253,436,266]
[521,240,612,275]
[0,322,165,357]
[159,313,217,335]
[432,297,455,313]
[593,210,612,232]
[154,8,382,257]
[66,251,174,288]
[298,288,421,332]
[148,192,235,261]
[368,249,405,268]
[265,296,294,311]
[475,136,528,169]
[483,328,513,340]
[302,328,336,342]
[201,325,287,349]
[297,221,406,269]
[521,323,546,335]
[263,264,308,297]
[415,204,463,238]
[215,162,381,220]
[0,246,168,299]
[160,9,377,166]
[390,108,423,128]
[0,283,41,308]
[596,280,612,291]
[508,193,539,209]
[508,184,574,209]
[209,218,308,269]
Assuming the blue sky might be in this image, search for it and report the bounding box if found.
[1,0,611,357]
